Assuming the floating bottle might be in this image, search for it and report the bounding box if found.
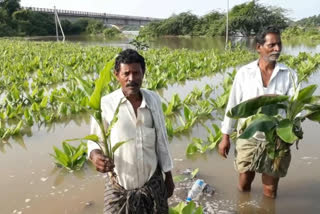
[186,179,206,202]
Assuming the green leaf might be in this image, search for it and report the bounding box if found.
[186,142,200,155]
[191,168,199,178]
[63,134,100,147]
[186,138,204,155]
[162,102,168,113]
[212,123,221,135]
[261,103,287,116]
[166,118,174,137]
[12,121,23,135]
[182,201,196,214]
[106,98,123,136]
[239,114,277,139]
[24,108,34,126]
[173,175,188,183]
[83,134,100,142]
[31,102,40,112]
[306,111,320,122]
[52,146,69,167]
[111,140,128,154]
[184,105,192,122]
[62,142,73,157]
[228,95,289,119]
[297,84,317,103]
[169,202,186,214]
[40,96,48,108]
[89,59,114,110]
[194,207,203,214]
[71,143,87,163]
[310,96,320,104]
[73,75,94,96]
[304,104,320,112]
[11,85,20,100]
[276,119,298,144]
[74,156,87,170]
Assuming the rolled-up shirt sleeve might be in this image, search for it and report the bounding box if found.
[221,71,243,135]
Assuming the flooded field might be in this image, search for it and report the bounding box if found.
[26,34,320,55]
[1,67,320,214]
[1,36,320,214]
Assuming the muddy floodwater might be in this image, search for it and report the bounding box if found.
[1,66,320,214]
[2,37,320,213]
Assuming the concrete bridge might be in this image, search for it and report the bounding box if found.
[23,7,162,27]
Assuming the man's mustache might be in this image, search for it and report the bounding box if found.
[126,82,139,87]
[270,52,280,56]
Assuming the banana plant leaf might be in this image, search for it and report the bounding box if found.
[89,59,114,110]
[305,111,320,122]
[289,85,318,120]
[296,84,317,103]
[111,140,128,155]
[304,104,320,112]
[276,119,298,144]
[261,103,287,116]
[310,96,320,104]
[239,114,278,139]
[227,95,289,119]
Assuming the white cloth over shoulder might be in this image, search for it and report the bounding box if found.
[221,60,298,140]
[88,88,173,190]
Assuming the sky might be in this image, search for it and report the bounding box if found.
[20,0,319,21]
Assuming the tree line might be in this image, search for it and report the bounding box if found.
[0,0,121,37]
[1,0,319,38]
[139,1,319,38]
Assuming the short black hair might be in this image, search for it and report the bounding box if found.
[114,49,145,73]
[256,26,281,45]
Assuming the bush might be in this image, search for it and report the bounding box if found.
[103,27,121,38]
[86,19,104,34]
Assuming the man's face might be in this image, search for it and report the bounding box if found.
[115,63,144,97]
[257,33,282,63]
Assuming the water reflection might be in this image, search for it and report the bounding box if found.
[149,36,226,50]
[0,135,27,154]
[26,35,320,55]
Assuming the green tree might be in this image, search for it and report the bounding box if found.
[140,12,200,37]
[86,19,104,34]
[192,11,224,36]
[0,0,20,36]
[70,18,89,34]
[0,0,20,16]
[228,1,289,36]
[295,15,320,27]
[13,9,55,36]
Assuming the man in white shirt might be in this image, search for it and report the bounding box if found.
[88,49,174,213]
[218,26,297,198]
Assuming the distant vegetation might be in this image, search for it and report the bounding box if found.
[140,1,320,39]
[1,0,320,39]
[0,0,122,37]
[140,1,289,37]
[282,26,320,40]
[294,14,320,27]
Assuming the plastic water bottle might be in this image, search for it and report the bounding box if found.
[186,179,206,202]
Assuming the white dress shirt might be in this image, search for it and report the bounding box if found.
[221,60,298,140]
[88,88,173,190]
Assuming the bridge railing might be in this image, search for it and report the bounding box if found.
[22,7,162,21]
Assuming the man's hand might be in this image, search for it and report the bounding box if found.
[164,171,175,198]
[218,134,231,158]
[90,149,115,173]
